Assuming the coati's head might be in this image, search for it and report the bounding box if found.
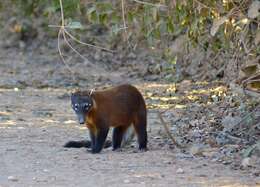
[71,91,93,124]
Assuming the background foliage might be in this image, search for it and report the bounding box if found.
[0,0,259,83]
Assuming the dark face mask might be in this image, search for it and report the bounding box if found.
[71,94,93,124]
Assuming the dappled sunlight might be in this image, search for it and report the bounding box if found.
[63,120,76,124]
[0,120,16,126]
[149,96,179,102]
[76,126,87,130]
[43,119,60,123]
[138,81,228,111]
[0,111,11,116]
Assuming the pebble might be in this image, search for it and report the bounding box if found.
[176,168,184,174]
[8,176,18,182]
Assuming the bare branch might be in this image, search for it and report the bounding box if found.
[132,0,167,8]
[57,29,76,81]
[64,30,114,53]
[59,0,65,27]
[158,112,184,148]
[63,31,89,61]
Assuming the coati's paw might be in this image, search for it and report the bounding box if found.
[112,148,123,152]
[139,147,148,152]
[132,148,148,153]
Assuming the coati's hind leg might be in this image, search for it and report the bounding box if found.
[112,126,129,151]
[133,112,147,151]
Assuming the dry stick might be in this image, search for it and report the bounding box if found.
[121,0,130,47]
[54,0,115,85]
[59,0,65,26]
[64,30,114,53]
[63,31,88,61]
[234,105,260,133]
[132,0,167,7]
[158,112,184,148]
[57,0,76,83]
[58,29,76,82]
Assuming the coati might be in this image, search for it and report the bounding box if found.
[64,84,147,153]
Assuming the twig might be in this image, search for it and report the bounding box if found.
[234,105,260,131]
[56,0,76,81]
[51,0,114,81]
[58,29,76,82]
[158,112,184,148]
[63,31,89,61]
[64,30,114,53]
[59,0,65,27]
[193,0,211,9]
[121,0,131,48]
[132,0,167,8]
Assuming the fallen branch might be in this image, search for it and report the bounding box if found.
[158,112,184,148]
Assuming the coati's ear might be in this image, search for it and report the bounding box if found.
[89,89,95,96]
[70,88,80,96]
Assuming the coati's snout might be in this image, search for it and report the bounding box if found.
[77,113,86,124]
[71,92,93,125]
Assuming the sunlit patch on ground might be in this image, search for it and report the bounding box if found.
[0,120,16,126]
[137,82,229,111]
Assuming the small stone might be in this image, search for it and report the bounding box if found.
[123,179,130,183]
[189,144,205,156]
[8,176,18,182]
[176,168,184,174]
[241,157,256,168]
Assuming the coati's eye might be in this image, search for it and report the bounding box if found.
[83,103,92,110]
[74,103,79,111]
[83,103,89,109]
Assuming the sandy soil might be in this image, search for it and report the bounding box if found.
[0,88,259,187]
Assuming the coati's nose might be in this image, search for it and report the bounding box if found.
[79,119,85,124]
[78,116,85,124]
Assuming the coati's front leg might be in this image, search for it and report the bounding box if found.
[91,127,109,153]
[89,130,96,151]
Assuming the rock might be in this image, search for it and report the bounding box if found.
[241,156,258,168]
[8,176,18,182]
[189,144,205,156]
[123,179,130,183]
[176,168,184,174]
[222,115,241,132]
[241,157,251,167]
[33,109,53,117]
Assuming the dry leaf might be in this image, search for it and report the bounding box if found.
[248,1,260,19]
[246,80,260,92]
[210,16,227,36]
[241,64,258,77]
[255,30,260,45]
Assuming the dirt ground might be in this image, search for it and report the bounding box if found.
[0,47,259,187]
[0,88,259,187]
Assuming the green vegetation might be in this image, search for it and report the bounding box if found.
[0,0,259,73]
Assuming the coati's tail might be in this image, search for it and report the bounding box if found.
[63,127,134,149]
[64,140,112,148]
[121,126,135,147]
